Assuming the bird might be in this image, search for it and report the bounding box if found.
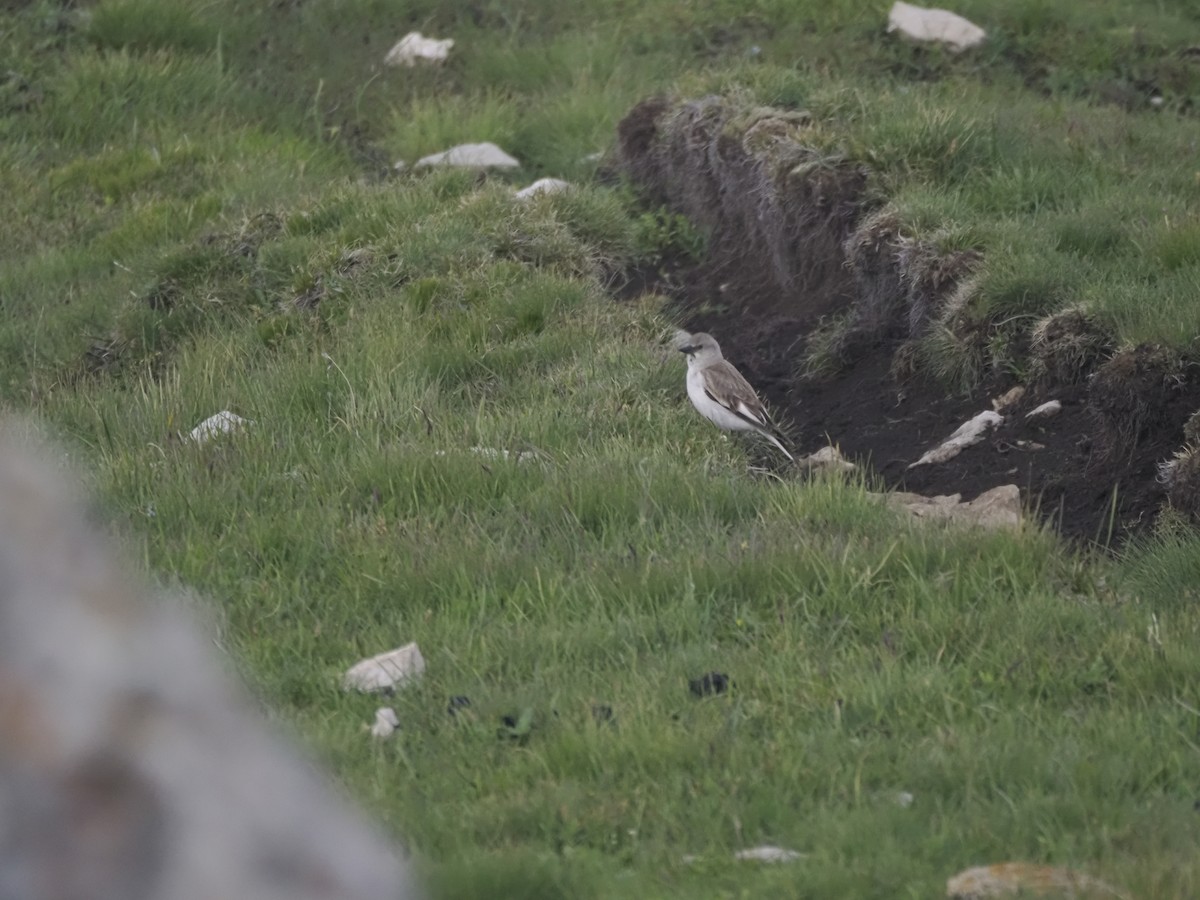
[677,331,793,461]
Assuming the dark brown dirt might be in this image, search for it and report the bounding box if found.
[616,96,1200,548]
[666,263,1200,547]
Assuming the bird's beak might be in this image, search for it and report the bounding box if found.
[678,345,697,355]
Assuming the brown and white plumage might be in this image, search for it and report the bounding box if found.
[678,332,793,461]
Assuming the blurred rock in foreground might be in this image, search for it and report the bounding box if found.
[0,420,419,900]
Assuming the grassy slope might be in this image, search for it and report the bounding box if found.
[4,0,1200,896]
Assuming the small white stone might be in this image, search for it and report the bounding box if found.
[343,642,426,693]
[896,791,915,808]
[887,1,986,53]
[1026,400,1062,420]
[393,159,407,173]
[734,846,805,863]
[383,32,454,67]
[515,177,571,199]
[800,445,858,473]
[468,446,536,463]
[187,411,252,444]
[370,707,400,739]
[909,411,1003,467]
[415,142,520,170]
[991,385,1025,412]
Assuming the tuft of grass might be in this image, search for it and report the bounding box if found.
[87,0,218,55]
[1053,207,1131,259]
[1153,220,1200,272]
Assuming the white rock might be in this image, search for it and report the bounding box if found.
[515,177,571,199]
[909,411,1002,467]
[383,31,454,67]
[470,446,537,463]
[799,445,858,473]
[947,863,1123,899]
[187,410,252,443]
[393,159,408,173]
[896,791,915,808]
[887,1,986,53]
[343,642,426,693]
[1026,400,1062,420]
[370,707,400,739]
[734,846,806,863]
[887,484,1021,531]
[415,142,520,170]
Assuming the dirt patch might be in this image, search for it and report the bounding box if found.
[788,359,1200,545]
[617,96,1200,546]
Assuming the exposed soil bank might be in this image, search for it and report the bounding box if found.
[616,96,1200,546]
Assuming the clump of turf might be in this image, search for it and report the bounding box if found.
[1028,307,1113,387]
[1160,445,1200,523]
[1088,344,1186,459]
[1184,409,1200,446]
[843,209,980,352]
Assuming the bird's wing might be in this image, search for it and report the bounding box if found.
[702,361,771,430]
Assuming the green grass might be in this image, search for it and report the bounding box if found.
[5,0,1200,896]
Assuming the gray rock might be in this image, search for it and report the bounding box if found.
[946,863,1123,899]
[733,846,806,863]
[909,411,1003,468]
[1025,400,1062,420]
[886,484,1022,531]
[383,32,453,67]
[0,421,420,900]
[414,142,520,170]
[344,643,426,693]
[888,2,986,53]
[798,445,857,474]
[514,177,571,199]
[187,410,251,443]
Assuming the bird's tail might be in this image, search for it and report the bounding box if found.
[761,428,794,462]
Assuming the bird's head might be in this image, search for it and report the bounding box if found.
[677,332,722,364]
